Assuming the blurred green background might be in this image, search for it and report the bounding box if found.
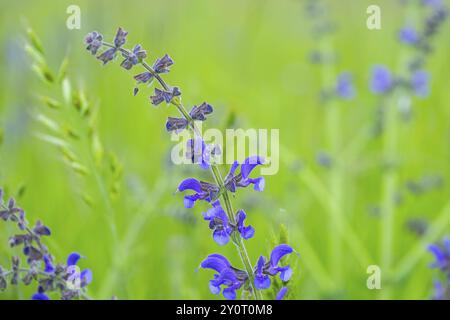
[0,0,449,299]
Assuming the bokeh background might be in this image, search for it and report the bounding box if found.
[0,0,449,299]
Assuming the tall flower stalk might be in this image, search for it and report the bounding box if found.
[84,28,295,300]
[369,0,448,298]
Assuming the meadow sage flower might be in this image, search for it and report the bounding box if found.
[177,178,220,208]
[224,156,265,193]
[153,54,174,74]
[200,254,247,300]
[96,27,128,64]
[335,72,355,99]
[202,201,254,245]
[150,87,181,105]
[411,70,430,97]
[399,26,420,45]
[370,65,394,94]
[84,31,103,55]
[120,44,147,70]
[254,244,294,290]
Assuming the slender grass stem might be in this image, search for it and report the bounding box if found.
[379,3,418,299]
[104,42,262,299]
[320,37,344,286]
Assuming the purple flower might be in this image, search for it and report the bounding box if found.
[33,220,51,236]
[200,254,247,300]
[411,70,430,97]
[432,280,446,300]
[224,156,265,193]
[254,244,294,290]
[43,255,55,273]
[399,27,420,45]
[335,72,355,99]
[177,178,220,208]
[428,238,450,270]
[189,102,213,121]
[150,87,181,105]
[66,252,93,288]
[422,0,444,8]
[203,201,233,245]
[134,72,154,84]
[153,54,174,74]
[114,27,128,48]
[97,47,117,65]
[370,65,394,94]
[120,44,147,70]
[84,31,103,55]
[96,27,128,65]
[235,210,255,240]
[32,288,50,300]
[166,117,189,133]
[202,201,254,245]
[186,138,210,169]
[276,287,288,300]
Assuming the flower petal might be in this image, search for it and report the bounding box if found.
[428,244,445,268]
[270,244,293,267]
[200,254,231,273]
[213,229,230,245]
[66,252,81,266]
[254,274,271,290]
[279,266,293,281]
[240,156,265,179]
[32,292,50,300]
[276,287,288,300]
[178,178,202,193]
[81,269,93,287]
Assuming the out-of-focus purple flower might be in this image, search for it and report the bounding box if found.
[177,178,220,208]
[114,27,128,48]
[428,238,450,270]
[202,201,254,245]
[432,281,446,300]
[189,103,213,121]
[150,87,181,105]
[411,70,430,97]
[84,31,103,55]
[254,244,294,290]
[399,27,420,45]
[120,44,147,70]
[224,156,265,193]
[276,287,288,300]
[200,254,247,300]
[335,72,355,99]
[422,0,444,8]
[153,54,174,74]
[370,65,394,94]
